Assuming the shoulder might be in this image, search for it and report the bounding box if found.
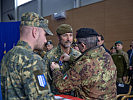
[5,46,43,64]
[44,47,58,59]
[121,50,128,56]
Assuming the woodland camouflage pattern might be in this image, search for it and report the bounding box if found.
[43,44,81,95]
[52,46,117,100]
[1,41,54,100]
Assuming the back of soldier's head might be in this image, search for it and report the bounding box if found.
[76,28,99,49]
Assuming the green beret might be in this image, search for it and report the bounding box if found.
[115,41,123,45]
[20,12,53,35]
[56,24,73,35]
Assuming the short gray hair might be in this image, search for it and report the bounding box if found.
[77,36,98,49]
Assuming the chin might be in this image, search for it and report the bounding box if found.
[64,45,71,48]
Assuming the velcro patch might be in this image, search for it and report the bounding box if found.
[33,70,49,92]
[37,74,47,88]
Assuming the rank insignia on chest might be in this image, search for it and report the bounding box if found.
[37,74,47,88]
[63,74,68,80]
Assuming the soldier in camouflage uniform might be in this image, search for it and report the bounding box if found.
[45,40,54,52]
[51,28,117,100]
[1,12,54,100]
[43,24,81,95]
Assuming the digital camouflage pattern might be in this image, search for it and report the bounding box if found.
[21,12,53,36]
[43,44,81,95]
[52,46,117,100]
[1,41,54,100]
[34,49,46,58]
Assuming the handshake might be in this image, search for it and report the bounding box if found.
[50,53,70,70]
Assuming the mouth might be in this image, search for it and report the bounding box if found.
[65,41,71,44]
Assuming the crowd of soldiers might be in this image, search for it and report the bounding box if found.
[1,12,133,100]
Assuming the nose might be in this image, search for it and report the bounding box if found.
[44,37,47,43]
[67,35,71,41]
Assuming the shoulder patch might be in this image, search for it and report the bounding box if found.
[37,74,47,87]
[33,70,49,92]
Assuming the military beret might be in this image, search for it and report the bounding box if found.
[76,28,99,38]
[56,24,73,35]
[110,46,116,50]
[115,41,123,45]
[20,12,53,35]
[45,40,53,46]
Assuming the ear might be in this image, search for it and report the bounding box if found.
[32,27,39,39]
[81,43,87,52]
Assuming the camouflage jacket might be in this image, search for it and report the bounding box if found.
[1,41,54,100]
[43,44,81,95]
[52,46,117,100]
[34,49,46,58]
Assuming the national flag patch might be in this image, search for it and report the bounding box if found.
[63,74,68,80]
[37,74,47,88]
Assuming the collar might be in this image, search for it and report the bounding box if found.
[75,46,105,62]
[16,41,33,51]
[57,44,73,55]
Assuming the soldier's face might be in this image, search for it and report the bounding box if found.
[59,33,73,48]
[46,44,53,51]
[36,28,47,50]
[97,36,104,46]
[116,43,123,50]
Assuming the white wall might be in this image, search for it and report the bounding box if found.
[18,0,41,20]
[81,0,103,6]
[1,0,104,22]
[42,0,74,17]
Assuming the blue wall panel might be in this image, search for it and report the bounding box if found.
[0,22,20,100]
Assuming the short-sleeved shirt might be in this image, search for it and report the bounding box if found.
[52,46,117,100]
[1,41,53,100]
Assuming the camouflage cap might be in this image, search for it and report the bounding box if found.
[20,12,53,35]
[56,24,73,35]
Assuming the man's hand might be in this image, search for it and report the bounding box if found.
[50,62,60,70]
[60,53,70,62]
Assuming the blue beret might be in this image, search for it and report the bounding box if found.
[76,28,99,38]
